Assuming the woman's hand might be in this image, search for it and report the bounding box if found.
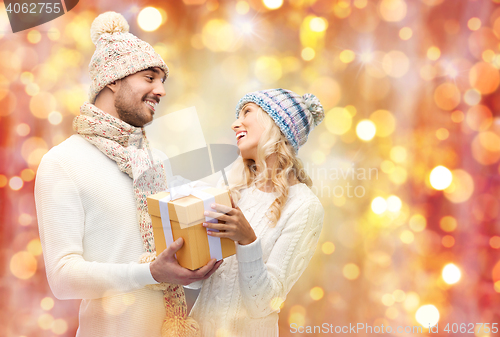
[202,200,257,246]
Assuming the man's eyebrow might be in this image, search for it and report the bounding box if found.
[144,68,167,83]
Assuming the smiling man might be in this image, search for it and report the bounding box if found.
[34,12,219,337]
[94,67,166,127]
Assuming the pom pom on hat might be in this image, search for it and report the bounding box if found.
[90,11,130,45]
[302,93,325,127]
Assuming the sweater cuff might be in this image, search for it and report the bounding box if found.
[236,237,263,263]
[132,262,159,286]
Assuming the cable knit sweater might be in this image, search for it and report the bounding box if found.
[189,183,324,336]
[34,134,164,337]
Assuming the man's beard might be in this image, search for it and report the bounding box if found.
[114,80,151,127]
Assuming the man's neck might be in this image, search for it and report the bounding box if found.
[94,93,120,120]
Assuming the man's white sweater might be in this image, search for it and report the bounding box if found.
[35,134,164,337]
[190,183,324,336]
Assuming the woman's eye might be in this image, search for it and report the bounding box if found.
[146,76,154,81]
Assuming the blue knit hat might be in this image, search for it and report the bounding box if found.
[235,88,325,152]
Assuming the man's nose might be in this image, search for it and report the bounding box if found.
[153,82,166,97]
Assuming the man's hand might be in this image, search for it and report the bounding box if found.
[149,237,222,285]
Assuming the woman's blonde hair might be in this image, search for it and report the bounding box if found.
[227,104,312,227]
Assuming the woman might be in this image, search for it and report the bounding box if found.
[189,88,325,336]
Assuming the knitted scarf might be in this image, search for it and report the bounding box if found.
[73,102,200,337]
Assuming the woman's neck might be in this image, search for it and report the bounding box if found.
[254,154,299,192]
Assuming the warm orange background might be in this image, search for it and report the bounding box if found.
[1,0,500,336]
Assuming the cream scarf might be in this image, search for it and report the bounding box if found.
[73,102,200,337]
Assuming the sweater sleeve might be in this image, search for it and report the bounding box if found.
[235,200,324,318]
[34,154,158,301]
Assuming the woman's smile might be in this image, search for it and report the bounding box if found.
[236,130,247,144]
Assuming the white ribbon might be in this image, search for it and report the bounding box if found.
[158,181,224,261]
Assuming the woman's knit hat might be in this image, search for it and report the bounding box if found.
[88,12,169,104]
[235,88,325,152]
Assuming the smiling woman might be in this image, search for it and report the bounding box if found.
[189,88,326,336]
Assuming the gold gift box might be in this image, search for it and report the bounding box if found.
[147,187,236,270]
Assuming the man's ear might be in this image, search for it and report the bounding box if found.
[105,80,119,93]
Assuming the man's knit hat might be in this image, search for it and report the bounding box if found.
[235,88,325,152]
[88,12,169,103]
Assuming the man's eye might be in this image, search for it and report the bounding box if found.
[146,76,154,81]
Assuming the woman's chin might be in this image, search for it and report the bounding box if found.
[239,150,255,162]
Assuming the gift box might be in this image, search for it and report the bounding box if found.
[147,186,236,270]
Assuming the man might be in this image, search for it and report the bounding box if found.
[34,12,219,337]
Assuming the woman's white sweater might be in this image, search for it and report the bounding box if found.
[189,183,324,336]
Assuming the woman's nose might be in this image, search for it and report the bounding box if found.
[231,120,241,131]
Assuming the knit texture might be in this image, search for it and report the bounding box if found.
[72,102,200,337]
[189,183,324,336]
[88,12,169,103]
[35,134,164,336]
[235,89,325,152]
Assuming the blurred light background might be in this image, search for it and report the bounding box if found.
[1,0,500,336]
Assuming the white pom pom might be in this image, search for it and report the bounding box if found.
[90,11,130,45]
[302,93,325,127]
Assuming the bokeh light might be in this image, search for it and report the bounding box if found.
[263,0,283,10]
[399,27,413,40]
[427,46,441,61]
[409,214,427,232]
[439,216,457,232]
[41,297,55,311]
[370,110,396,137]
[415,305,440,327]
[9,176,23,191]
[137,7,163,32]
[339,50,356,63]
[490,236,500,249]
[310,287,324,300]
[469,62,500,94]
[10,251,37,279]
[325,108,352,135]
[444,169,474,203]
[387,195,402,212]
[343,264,360,280]
[468,17,481,31]
[429,166,453,190]
[434,83,461,110]
[442,263,461,284]
[400,230,415,244]
[322,242,335,254]
[379,0,407,22]
[301,47,315,61]
[255,56,282,83]
[442,235,455,248]
[356,120,376,141]
[371,197,387,214]
[235,1,250,14]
